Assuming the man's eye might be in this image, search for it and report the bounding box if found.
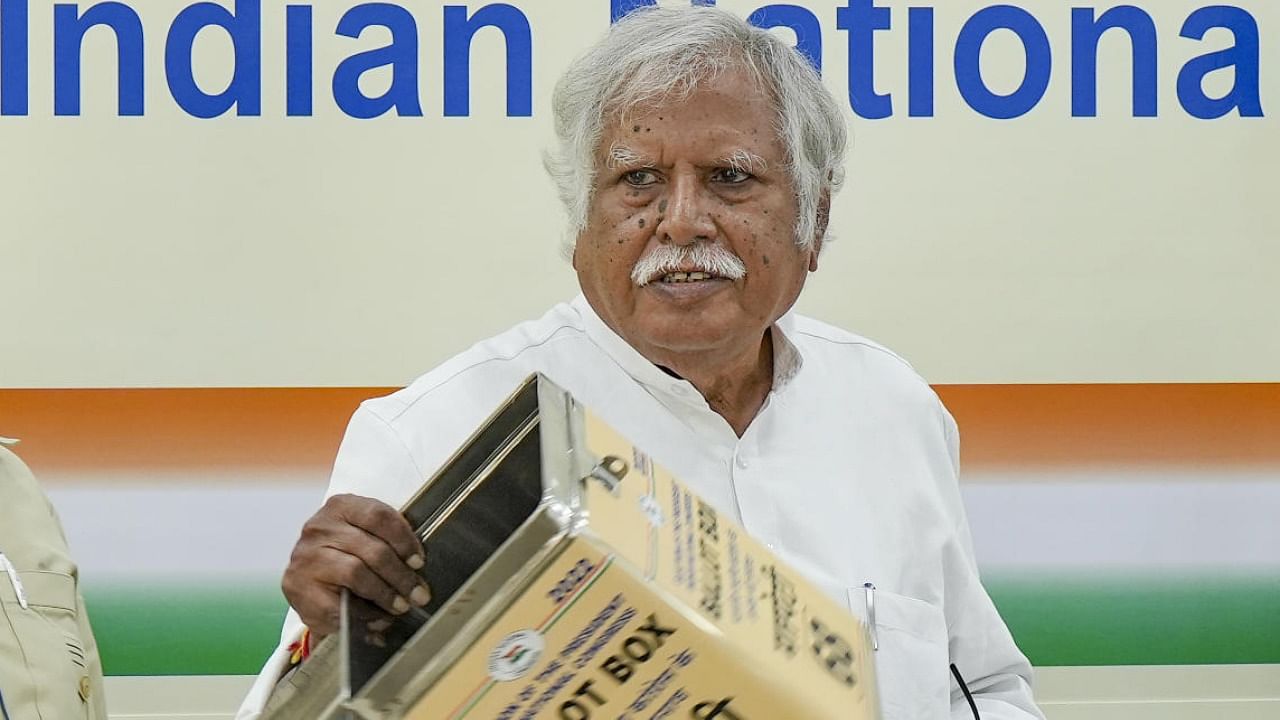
[623,170,658,186]
[714,168,752,184]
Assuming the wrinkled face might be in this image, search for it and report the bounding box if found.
[573,69,822,364]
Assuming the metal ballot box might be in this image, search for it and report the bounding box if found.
[263,375,879,720]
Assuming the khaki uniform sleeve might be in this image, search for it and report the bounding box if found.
[0,444,108,720]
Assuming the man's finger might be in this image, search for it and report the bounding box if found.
[338,523,432,608]
[316,551,409,617]
[329,494,425,568]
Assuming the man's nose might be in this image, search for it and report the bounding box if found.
[656,176,716,246]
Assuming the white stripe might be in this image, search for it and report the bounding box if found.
[962,471,1280,571]
[44,474,325,582]
[40,470,1280,581]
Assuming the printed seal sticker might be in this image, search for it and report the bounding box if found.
[487,629,545,682]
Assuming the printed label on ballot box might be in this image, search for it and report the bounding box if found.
[408,410,879,719]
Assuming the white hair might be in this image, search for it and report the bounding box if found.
[545,5,847,255]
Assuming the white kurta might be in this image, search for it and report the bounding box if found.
[239,296,1042,719]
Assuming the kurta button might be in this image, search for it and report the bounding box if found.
[735,456,749,469]
[78,675,91,701]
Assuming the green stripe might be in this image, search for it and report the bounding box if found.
[986,574,1280,666]
[85,585,288,676]
[83,574,1280,676]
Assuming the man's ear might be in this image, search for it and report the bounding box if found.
[810,190,831,272]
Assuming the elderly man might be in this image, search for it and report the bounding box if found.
[240,6,1041,719]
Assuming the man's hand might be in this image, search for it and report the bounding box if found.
[282,494,431,639]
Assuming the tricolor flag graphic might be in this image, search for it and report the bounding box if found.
[2,383,1277,676]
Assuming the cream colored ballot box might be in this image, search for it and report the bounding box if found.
[262,375,879,720]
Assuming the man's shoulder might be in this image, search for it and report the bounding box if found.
[0,446,55,518]
[359,301,589,426]
[791,315,920,377]
[789,314,946,409]
[0,445,71,566]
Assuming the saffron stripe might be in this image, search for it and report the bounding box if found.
[4,384,1277,478]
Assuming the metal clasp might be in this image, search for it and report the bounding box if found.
[584,455,629,494]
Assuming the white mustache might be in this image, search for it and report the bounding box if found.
[630,243,748,287]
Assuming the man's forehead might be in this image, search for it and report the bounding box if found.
[599,110,780,167]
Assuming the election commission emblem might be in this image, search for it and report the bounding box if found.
[488,630,545,681]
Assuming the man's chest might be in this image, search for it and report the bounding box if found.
[572,380,956,609]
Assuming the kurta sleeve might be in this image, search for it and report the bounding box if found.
[938,411,1044,720]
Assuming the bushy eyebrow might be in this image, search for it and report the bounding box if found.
[606,143,654,169]
[606,144,768,174]
[719,148,768,174]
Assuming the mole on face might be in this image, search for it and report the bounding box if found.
[762,254,771,266]
[632,124,641,132]
[658,199,668,214]
[638,218,646,228]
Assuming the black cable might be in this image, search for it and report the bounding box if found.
[950,662,981,720]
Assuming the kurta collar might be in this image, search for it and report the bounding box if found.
[570,294,803,402]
